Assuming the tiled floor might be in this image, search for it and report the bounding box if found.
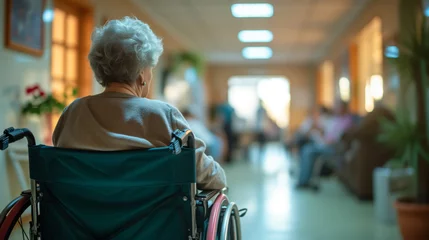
[10,143,402,240]
[225,143,402,240]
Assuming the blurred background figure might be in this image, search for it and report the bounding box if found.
[296,100,353,189]
[285,105,332,154]
[255,99,268,160]
[217,101,237,164]
[182,109,224,163]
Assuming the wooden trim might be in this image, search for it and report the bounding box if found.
[316,67,323,105]
[4,0,46,56]
[78,9,94,97]
[349,42,359,113]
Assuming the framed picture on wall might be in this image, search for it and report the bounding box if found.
[5,0,46,56]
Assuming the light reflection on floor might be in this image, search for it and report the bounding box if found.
[224,143,402,240]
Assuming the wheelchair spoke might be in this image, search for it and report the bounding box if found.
[18,217,30,240]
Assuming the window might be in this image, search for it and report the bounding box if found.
[51,7,79,103]
[50,7,79,133]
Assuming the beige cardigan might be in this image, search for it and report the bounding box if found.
[52,92,227,190]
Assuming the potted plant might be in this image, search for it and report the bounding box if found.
[375,110,417,224]
[21,84,77,144]
[160,52,204,93]
[379,6,429,239]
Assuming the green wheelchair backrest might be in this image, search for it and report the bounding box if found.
[29,145,196,240]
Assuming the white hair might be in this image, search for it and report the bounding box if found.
[88,17,163,87]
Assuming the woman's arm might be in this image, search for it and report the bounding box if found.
[169,106,227,190]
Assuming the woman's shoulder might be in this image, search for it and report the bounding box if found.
[136,98,175,111]
[67,95,177,116]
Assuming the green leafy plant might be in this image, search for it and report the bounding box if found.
[170,52,205,75]
[385,7,429,203]
[22,84,78,115]
[378,111,429,169]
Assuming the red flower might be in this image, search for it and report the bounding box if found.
[25,84,41,95]
[39,91,45,97]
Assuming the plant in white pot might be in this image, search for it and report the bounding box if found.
[373,110,416,224]
[378,7,429,239]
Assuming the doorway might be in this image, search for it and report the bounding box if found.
[228,76,290,132]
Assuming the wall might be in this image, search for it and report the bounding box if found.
[318,61,335,108]
[206,64,315,133]
[0,0,53,207]
[0,0,181,207]
[322,0,398,62]
[317,0,399,114]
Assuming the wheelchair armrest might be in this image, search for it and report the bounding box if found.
[196,187,228,201]
[196,190,220,201]
[195,187,228,230]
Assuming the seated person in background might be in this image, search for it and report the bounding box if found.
[52,17,226,190]
[286,105,332,152]
[182,109,224,162]
[296,100,353,189]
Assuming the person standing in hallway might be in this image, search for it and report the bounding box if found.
[296,100,353,189]
[256,99,268,160]
[217,101,237,163]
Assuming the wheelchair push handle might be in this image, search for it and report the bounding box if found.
[169,129,195,154]
[0,127,36,150]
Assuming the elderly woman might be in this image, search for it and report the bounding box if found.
[52,17,227,190]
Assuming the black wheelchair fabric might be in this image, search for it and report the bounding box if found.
[29,145,196,240]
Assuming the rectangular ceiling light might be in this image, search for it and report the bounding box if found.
[238,30,273,42]
[242,47,273,59]
[231,3,274,18]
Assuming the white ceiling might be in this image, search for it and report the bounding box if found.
[132,0,371,64]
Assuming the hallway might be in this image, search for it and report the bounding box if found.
[225,143,401,240]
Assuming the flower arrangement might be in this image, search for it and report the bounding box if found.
[21,84,77,115]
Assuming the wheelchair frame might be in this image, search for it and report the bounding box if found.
[0,127,242,240]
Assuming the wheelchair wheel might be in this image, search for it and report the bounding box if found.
[219,202,241,240]
[0,191,31,240]
[206,194,242,240]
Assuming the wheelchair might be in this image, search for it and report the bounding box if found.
[0,127,245,239]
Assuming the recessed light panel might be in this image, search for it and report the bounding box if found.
[238,30,273,43]
[231,3,274,18]
[242,47,273,59]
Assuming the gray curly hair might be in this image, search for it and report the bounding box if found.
[88,17,163,87]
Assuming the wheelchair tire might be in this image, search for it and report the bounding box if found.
[207,194,229,240]
[219,202,241,240]
[0,193,31,239]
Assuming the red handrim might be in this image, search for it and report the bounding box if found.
[206,193,229,240]
[0,194,31,239]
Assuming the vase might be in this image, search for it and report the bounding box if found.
[373,167,415,224]
[19,114,53,145]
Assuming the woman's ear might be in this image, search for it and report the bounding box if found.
[143,67,153,84]
[136,71,145,85]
